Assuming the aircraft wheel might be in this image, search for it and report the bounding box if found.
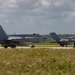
[11,45,16,48]
[31,45,35,48]
[4,45,8,48]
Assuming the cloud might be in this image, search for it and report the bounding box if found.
[0,0,75,34]
[40,0,50,7]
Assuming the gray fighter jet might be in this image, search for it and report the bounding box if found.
[50,32,75,47]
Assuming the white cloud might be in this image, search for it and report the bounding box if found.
[41,0,50,7]
[1,0,17,8]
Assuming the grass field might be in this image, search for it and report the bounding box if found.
[0,48,75,75]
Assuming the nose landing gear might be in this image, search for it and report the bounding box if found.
[31,45,35,48]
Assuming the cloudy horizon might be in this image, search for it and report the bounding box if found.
[0,0,75,34]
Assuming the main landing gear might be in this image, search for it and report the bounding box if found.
[4,45,16,48]
[60,41,67,47]
[73,42,75,48]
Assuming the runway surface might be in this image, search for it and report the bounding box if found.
[0,46,74,49]
[17,47,74,49]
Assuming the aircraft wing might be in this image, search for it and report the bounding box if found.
[60,39,69,42]
[8,37,28,46]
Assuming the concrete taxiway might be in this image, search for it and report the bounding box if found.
[0,46,74,49]
[16,47,74,49]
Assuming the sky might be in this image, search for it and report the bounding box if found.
[0,0,75,34]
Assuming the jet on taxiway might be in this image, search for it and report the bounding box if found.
[50,32,75,47]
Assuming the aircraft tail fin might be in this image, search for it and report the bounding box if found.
[50,32,60,42]
[0,25,8,40]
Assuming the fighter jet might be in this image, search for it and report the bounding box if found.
[0,25,30,48]
[50,32,75,47]
[0,25,50,48]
